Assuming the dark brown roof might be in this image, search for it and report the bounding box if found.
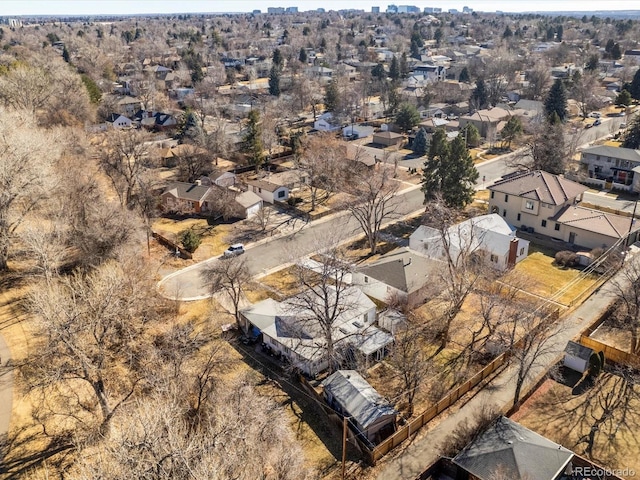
[489,170,588,205]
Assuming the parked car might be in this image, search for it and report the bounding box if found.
[620,122,627,129]
[223,243,245,257]
[588,112,602,118]
[593,118,602,126]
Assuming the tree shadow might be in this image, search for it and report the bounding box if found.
[571,373,596,395]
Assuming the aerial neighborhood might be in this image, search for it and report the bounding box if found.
[3,3,640,479]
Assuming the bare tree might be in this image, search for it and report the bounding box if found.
[389,324,431,417]
[609,256,640,354]
[98,128,152,208]
[288,241,357,373]
[344,163,400,255]
[173,142,211,182]
[0,108,61,271]
[299,133,344,211]
[201,256,251,328]
[24,260,164,436]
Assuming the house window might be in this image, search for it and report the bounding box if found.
[525,200,534,210]
[258,187,262,193]
[555,223,561,231]
[517,213,521,221]
[541,220,547,227]
[490,191,495,199]
[490,254,498,263]
[519,248,524,255]
[503,209,507,217]
[607,157,612,163]
[504,194,509,202]
[596,155,600,160]
[278,190,286,198]
[364,276,369,283]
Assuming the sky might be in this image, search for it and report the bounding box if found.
[1,0,638,16]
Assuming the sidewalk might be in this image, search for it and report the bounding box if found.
[376,272,618,480]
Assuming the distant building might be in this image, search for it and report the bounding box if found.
[386,4,398,13]
[462,6,473,13]
[267,6,285,14]
[317,7,325,12]
[424,6,442,13]
[372,6,380,13]
[252,9,261,14]
[397,5,419,13]
[286,6,298,13]
[448,8,459,14]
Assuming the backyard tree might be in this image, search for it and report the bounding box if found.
[389,55,400,81]
[268,64,281,96]
[202,256,250,328]
[324,79,341,112]
[344,163,400,255]
[629,68,640,100]
[570,71,599,119]
[299,133,344,211]
[544,78,568,122]
[395,102,420,132]
[616,89,632,107]
[242,109,265,172]
[422,130,478,209]
[463,123,481,148]
[458,66,470,83]
[180,229,201,253]
[390,325,431,417]
[470,78,489,110]
[511,115,566,174]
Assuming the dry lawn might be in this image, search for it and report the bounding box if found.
[507,247,600,306]
[152,217,233,261]
[514,373,640,475]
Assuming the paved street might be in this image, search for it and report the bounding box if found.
[376,266,621,480]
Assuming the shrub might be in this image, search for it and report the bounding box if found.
[554,250,578,268]
[179,229,201,253]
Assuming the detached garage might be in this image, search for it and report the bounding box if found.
[563,341,593,373]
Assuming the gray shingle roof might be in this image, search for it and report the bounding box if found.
[322,370,397,429]
[162,182,210,202]
[582,145,640,163]
[453,416,573,480]
[489,170,588,206]
[357,247,438,293]
[564,341,593,361]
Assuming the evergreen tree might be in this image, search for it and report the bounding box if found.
[62,45,70,63]
[585,54,599,72]
[390,56,400,81]
[616,89,632,107]
[400,52,409,79]
[470,78,488,110]
[372,63,386,81]
[544,78,568,122]
[622,115,640,150]
[500,116,523,149]
[422,129,478,208]
[459,66,470,83]
[410,32,423,58]
[630,69,640,100]
[463,123,481,147]
[556,25,563,42]
[503,26,513,39]
[434,28,443,47]
[299,47,307,63]
[324,80,340,112]
[242,110,264,171]
[395,103,420,132]
[412,128,428,156]
[272,48,283,69]
[611,43,622,60]
[268,65,280,96]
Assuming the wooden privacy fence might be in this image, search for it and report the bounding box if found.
[369,352,507,464]
[152,231,193,259]
[579,335,640,367]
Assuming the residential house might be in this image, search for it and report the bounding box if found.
[409,214,530,271]
[105,113,132,129]
[459,107,512,141]
[372,131,404,146]
[487,170,588,237]
[246,179,289,204]
[580,145,640,189]
[134,110,178,131]
[352,247,440,308]
[161,181,211,214]
[263,169,309,190]
[314,112,342,132]
[117,95,144,116]
[239,287,393,376]
[452,416,573,480]
[411,64,447,82]
[307,66,334,83]
[322,370,397,444]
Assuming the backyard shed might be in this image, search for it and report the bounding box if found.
[563,341,593,373]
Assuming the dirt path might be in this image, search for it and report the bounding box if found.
[0,332,13,440]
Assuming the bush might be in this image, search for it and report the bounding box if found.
[554,250,579,268]
[179,229,201,253]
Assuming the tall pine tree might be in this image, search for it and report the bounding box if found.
[242,110,264,172]
[544,78,568,122]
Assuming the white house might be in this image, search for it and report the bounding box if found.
[409,214,530,270]
[314,112,342,132]
[246,179,289,204]
[105,113,132,129]
[240,287,393,376]
[343,124,375,139]
[234,191,263,218]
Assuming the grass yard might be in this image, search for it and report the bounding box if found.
[152,217,233,261]
[507,245,600,306]
[513,372,640,475]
